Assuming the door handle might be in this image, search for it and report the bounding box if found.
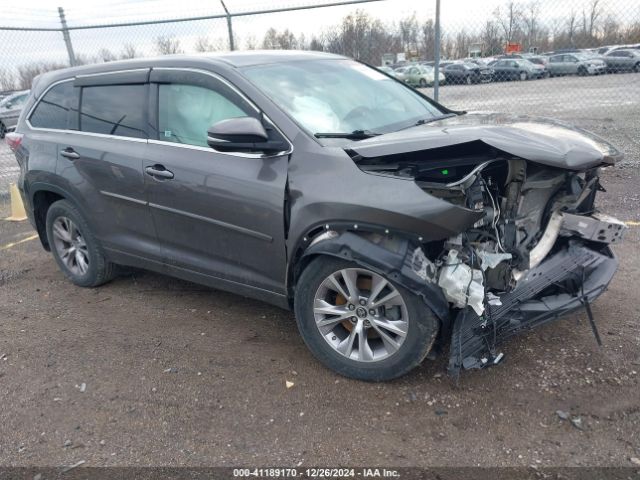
[145,165,174,180]
[60,148,80,160]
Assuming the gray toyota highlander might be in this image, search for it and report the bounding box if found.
[7,51,626,381]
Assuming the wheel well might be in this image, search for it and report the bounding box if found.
[33,190,65,251]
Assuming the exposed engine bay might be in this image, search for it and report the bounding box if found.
[334,141,627,376]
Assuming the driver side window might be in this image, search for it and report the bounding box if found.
[158,83,251,147]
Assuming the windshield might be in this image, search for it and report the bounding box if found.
[242,59,444,136]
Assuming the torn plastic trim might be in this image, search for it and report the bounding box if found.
[301,230,451,322]
[448,243,618,376]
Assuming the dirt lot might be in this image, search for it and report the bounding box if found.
[0,74,639,470]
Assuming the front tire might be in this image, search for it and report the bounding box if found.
[46,199,117,287]
[519,71,528,81]
[419,78,427,88]
[294,257,439,381]
[0,122,6,139]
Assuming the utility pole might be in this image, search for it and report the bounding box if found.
[58,7,77,66]
[433,0,441,102]
[220,0,235,51]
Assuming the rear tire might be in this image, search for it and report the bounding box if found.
[634,63,640,73]
[0,122,6,139]
[466,75,473,85]
[519,71,528,81]
[46,199,118,288]
[419,78,427,88]
[294,257,440,381]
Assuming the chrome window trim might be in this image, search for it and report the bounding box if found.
[26,126,148,144]
[74,68,149,79]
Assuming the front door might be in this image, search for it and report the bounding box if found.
[144,69,290,295]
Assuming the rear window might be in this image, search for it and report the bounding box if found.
[80,84,146,138]
[30,82,77,130]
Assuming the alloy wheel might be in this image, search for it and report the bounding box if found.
[51,216,90,276]
[312,268,409,363]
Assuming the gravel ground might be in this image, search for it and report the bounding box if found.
[0,73,639,470]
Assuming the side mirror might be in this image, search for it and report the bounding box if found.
[207,116,286,154]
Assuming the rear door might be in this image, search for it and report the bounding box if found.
[145,68,290,294]
[54,71,160,262]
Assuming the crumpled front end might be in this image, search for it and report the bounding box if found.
[347,135,626,376]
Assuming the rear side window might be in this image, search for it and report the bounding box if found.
[30,82,78,130]
[80,84,146,139]
[158,84,250,147]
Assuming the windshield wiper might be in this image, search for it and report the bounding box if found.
[314,129,381,140]
[410,113,459,128]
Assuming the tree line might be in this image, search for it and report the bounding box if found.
[1,0,639,91]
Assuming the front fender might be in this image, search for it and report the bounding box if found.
[301,231,450,322]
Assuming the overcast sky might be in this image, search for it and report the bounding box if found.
[1,0,637,70]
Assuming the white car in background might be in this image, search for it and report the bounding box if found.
[396,64,445,87]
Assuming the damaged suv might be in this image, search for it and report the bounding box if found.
[10,51,625,381]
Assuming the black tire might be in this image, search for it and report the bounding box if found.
[419,78,427,88]
[634,63,640,73]
[466,75,473,85]
[294,257,440,381]
[0,122,6,139]
[519,71,528,81]
[45,199,117,287]
[578,66,587,76]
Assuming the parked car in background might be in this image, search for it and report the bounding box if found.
[401,65,445,87]
[393,66,409,81]
[527,55,549,67]
[0,90,30,138]
[378,65,398,78]
[444,62,492,84]
[490,59,539,81]
[8,51,625,381]
[547,53,606,76]
[604,49,640,73]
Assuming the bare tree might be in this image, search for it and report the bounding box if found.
[566,10,578,46]
[482,20,503,56]
[581,0,603,41]
[156,36,183,55]
[244,34,258,50]
[0,69,17,91]
[98,48,117,63]
[194,36,215,52]
[494,1,522,43]
[17,62,66,90]
[522,1,541,50]
[120,43,138,59]
[418,19,435,60]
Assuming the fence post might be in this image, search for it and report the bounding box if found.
[220,0,235,51]
[433,0,441,102]
[58,7,77,67]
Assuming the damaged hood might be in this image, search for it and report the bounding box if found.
[348,112,623,170]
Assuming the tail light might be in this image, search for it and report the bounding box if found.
[5,132,23,151]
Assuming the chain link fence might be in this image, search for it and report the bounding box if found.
[1,0,640,208]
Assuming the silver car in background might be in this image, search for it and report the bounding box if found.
[604,49,640,73]
[0,90,30,138]
[547,53,606,76]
